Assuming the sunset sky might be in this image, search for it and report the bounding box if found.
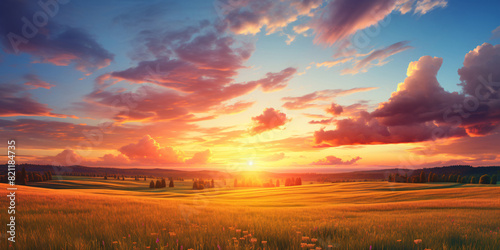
[1,0,499,172]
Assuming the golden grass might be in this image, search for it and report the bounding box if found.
[0,178,499,249]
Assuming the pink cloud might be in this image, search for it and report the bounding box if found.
[222,0,322,36]
[310,0,396,46]
[99,154,130,165]
[23,74,55,89]
[87,22,297,123]
[217,101,256,114]
[308,118,334,125]
[307,0,447,47]
[341,41,413,75]
[185,149,212,164]
[0,1,113,72]
[311,155,362,165]
[326,103,343,115]
[313,44,500,147]
[282,87,377,110]
[37,149,87,166]
[0,84,76,118]
[118,135,184,164]
[251,108,290,134]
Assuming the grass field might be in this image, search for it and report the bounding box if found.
[1,177,499,249]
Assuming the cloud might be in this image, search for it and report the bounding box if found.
[89,21,297,123]
[216,101,256,114]
[251,67,297,92]
[38,149,87,166]
[491,26,500,40]
[316,57,353,68]
[118,135,184,164]
[311,155,362,165]
[309,0,397,46]
[282,87,377,110]
[262,152,285,161]
[409,132,500,159]
[99,154,130,165]
[185,149,212,164]
[308,0,446,47]
[23,74,55,89]
[0,84,75,118]
[456,43,500,134]
[414,0,447,15]
[0,0,113,72]
[326,103,343,115]
[314,112,465,146]
[222,0,322,36]
[458,43,500,96]
[308,118,334,125]
[371,56,463,126]
[341,41,413,74]
[314,44,500,147]
[251,108,290,134]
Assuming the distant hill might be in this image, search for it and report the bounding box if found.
[0,164,233,180]
[1,164,498,181]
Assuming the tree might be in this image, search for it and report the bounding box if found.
[161,179,167,188]
[491,175,497,184]
[470,176,476,184]
[276,179,280,187]
[460,176,467,183]
[149,180,155,188]
[479,174,490,184]
[234,178,238,188]
[122,176,125,181]
[19,167,27,185]
[456,175,461,183]
[193,180,198,190]
[144,176,147,181]
[155,180,162,188]
[169,179,174,187]
[448,174,454,182]
[295,177,302,186]
[420,171,426,183]
[211,179,215,188]
[428,172,433,183]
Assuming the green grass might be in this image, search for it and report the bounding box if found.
[1,177,499,249]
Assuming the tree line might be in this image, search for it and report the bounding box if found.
[0,167,52,184]
[388,171,497,184]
